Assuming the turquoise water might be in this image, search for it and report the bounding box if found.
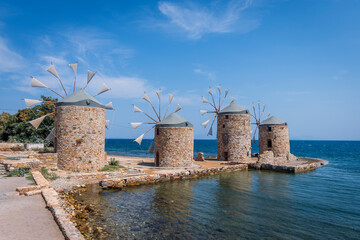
[78,140,360,239]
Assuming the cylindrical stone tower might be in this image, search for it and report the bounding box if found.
[217,102,251,162]
[55,89,107,172]
[154,113,194,167]
[259,116,290,156]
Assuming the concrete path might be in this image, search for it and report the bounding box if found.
[0,175,64,240]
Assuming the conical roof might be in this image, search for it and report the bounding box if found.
[219,102,249,115]
[156,112,193,128]
[56,89,105,108]
[260,116,287,126]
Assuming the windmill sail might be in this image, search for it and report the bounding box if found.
[87,70,96,84]
[202,119,210,128]
[105,102,114,110]
[175,104,182,112]
[169,94,174,104]
[133,105,143,112]
[207,125,213,136]
[31,78,48,88]
[134,134,144,145]
[24,99,42,108]
[46,65,60,80]
[147,141,154,154]
[46,128,55,142]
[95,83,110,96]
[200,110,207,115]
[29,115,47,129]
[130,122,143,129]
[202,96,209,103]
[105,120,110,129]
[143,93,151,103]
[69,63,77,76]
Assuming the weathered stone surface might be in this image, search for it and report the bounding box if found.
[55,106,106,172]
[100,164,248,189]
[217,114,251,162]
[154,127,194,167]
[32,171,51,188]
[259,125,290,156]
[0,143,25,151]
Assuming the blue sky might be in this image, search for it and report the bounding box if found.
[0,0,359,140]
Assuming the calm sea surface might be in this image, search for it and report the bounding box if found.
[74,140,360,239]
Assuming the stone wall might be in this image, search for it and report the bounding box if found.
[55,106,106,172]
[217,114,251,162]
[259,125,290,157]
[154,127,194,167]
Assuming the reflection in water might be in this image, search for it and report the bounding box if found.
[73,166,360,240]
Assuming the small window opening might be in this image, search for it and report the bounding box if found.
[225,115,229,119]
[185,123,188,126]
[267,139,272,148]
[268,127,272,132]
[222,124,225,128]
[156,128,160,135]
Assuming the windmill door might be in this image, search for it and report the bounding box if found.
[155,152,160,166]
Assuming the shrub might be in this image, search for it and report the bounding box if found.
[109,158,119,166]
[41,166,59,181]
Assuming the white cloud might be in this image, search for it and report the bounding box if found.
[194,68,216,80]
[158,0,258,39]
[89,74,152,99]
[0,37,24,72]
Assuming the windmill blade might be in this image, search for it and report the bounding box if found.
[47,64,67,95]
[24,99,42,108]
[230,98,235,103]
[45,128,55,142]
[202,119,210,128]
[142,92,151,104]
[134,134,144,145]
[133,105,143,113]
[156,89,161,119]
[46,64,60,80]
[30,77,64,98]
[156,89,161,100]
[202,96,209,103]
[69,63,78,92]
[225,89,229,98]
[29,115,47,129]
[69,63,77,76]
[94,83,110,96]
[31,77,48,88]
[169,94,174,104]
[105,120,110,129]
[87,70,96,85]
[147,141,154,154]
[105,102,114,110]
[207,116,217,136]
[142,92,160,120]
[200,110,207,116]
[175,104,182,112]
[130,122,143,129]
[217,86,221,93]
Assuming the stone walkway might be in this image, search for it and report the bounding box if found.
[0,175,64,240]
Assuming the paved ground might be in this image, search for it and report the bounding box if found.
[0,175,64,240]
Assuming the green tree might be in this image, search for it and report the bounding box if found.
[0,112,11,140]
[1,96,57,143]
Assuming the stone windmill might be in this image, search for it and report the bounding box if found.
[131,90,194,167]
[23,63,114,172]
[200,86,251,162]
[250,101,271,143]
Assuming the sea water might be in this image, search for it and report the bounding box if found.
[75,140,360,239]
